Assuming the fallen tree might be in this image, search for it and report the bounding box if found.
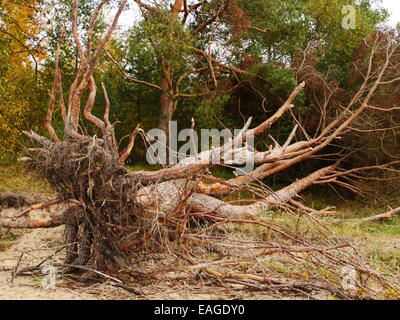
[1,0,400,299]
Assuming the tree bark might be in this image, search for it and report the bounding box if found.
[159,74,174,134]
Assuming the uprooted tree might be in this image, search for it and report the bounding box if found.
[2,0,400,298]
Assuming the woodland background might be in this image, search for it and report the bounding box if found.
[0,0,399,203]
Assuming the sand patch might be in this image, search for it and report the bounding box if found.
[0,205,98,300]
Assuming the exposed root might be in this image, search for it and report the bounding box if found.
[0,210,68,229]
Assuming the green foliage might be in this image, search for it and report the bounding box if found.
[249,63,304,107]
[192,94,231,129]
[134,16,192,69]
[235,0,386,76]
[0,0,392,169]
[306,0,387,76]
[238,0,312,59]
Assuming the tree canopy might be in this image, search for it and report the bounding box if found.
[0,0,394,174]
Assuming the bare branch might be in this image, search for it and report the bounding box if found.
[86,0,108,60]
[45,46,61,142]
[191,47,249,75]
[192,0,230,35]
[71,0,85,63]
[104,49,162,91]
[102,82,111,127]
[83,76,105,130]
[362,207,400,222]
[133,0,157,13]
[118,124,141,165]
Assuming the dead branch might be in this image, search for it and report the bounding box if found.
[12,199,82,220]
[0,212,67,229]
[119,124,141,165]
[104,49,163,91]
[362,207,400,222]
[44,45,61,142]
[191,0,230,35]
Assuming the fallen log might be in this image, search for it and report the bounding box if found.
[362,207,400,222]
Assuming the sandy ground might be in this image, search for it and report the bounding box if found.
[0,205,284,300]
[2,202,397,300]
[0,205,99,300]
[0,271,97,300]
[0,206,243,300]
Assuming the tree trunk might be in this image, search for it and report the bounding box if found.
[159,76,174,134]
[156,0,183,133]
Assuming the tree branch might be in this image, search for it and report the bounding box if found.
[104,49,162,91]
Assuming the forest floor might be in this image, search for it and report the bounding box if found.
[0,163,399,300]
